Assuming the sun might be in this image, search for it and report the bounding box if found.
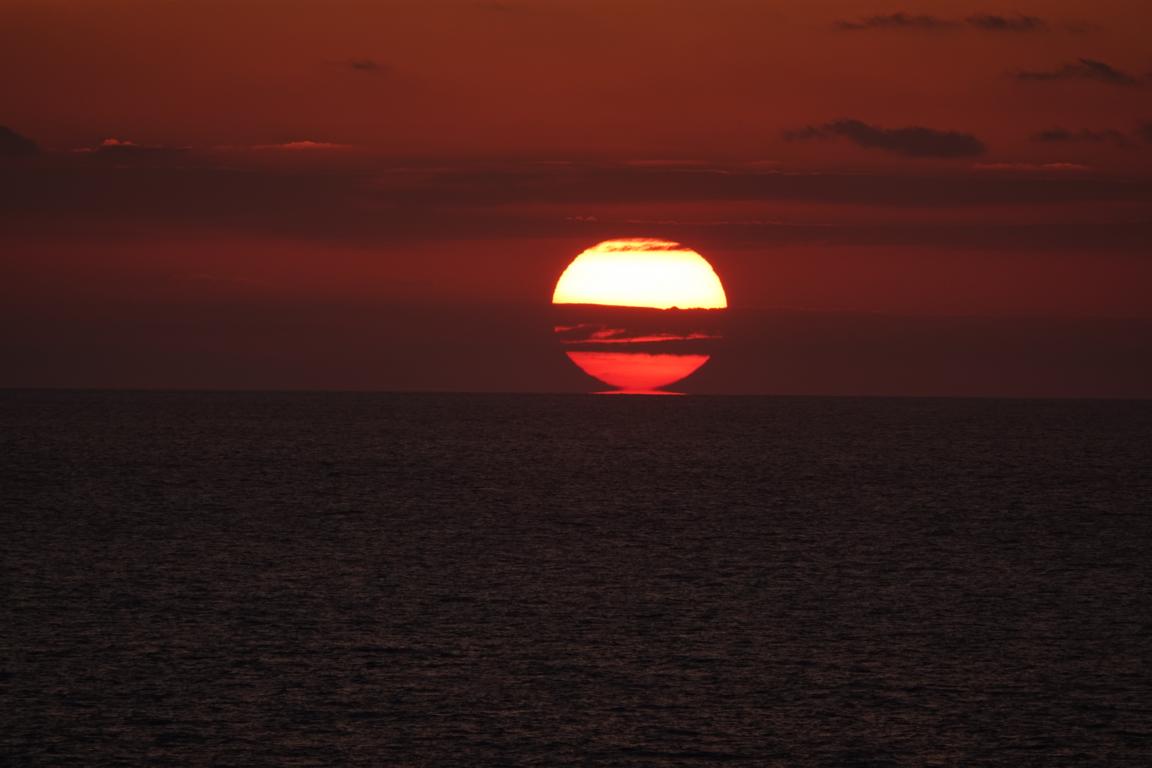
[552,239,728,310]
[552,239,727,393]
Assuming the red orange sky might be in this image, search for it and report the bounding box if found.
[1,0,1150,395]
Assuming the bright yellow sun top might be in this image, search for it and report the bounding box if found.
[552,239,728,310]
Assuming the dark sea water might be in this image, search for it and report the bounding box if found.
[3,391,1151,767]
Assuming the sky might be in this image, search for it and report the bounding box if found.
[2,0,1150,396]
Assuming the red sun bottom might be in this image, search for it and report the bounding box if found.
[566,351,711,393]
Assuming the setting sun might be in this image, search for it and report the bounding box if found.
[552,239,728,310]
[553,239,727,393]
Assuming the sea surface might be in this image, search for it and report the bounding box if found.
[3,391,1151,767]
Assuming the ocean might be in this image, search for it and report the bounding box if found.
[3,391,1151,766]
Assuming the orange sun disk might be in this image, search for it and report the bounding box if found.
[565,352,711,394]
[553,239,727,393]
[552,239,727,310]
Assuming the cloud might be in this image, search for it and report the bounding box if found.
[974,162,1092,172]
[250,140,354,151]
[347,57,381,72]
[4,155,1150,259]
[94,138,181,153]
[556,326,720,346]
[964,14,1046,32]
[0,125,40,156]
[837,12,1050,32]
[1031,128,1132,147]
[99,138,188,153]
[1016,58,1142,87]
[70,138,190,163]
[784,119,986,158]
[835,13,955,30]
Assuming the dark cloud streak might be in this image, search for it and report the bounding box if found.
[347,58,382,72]
[1016,58,1142,87]
[835,13,955,30]
[784,119,986,158]
[964,14,1047,32]
[3,157,1149,255]
[836,12,1050,32]
[1031,128,1133,147]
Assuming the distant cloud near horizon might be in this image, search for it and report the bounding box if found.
[1016,58,1142,87]
[964,14,1047,32]
[0,125,39,156]
[974,162,1092,173]
[784,119,986,158]
[1031,128,1133,147]
[72,138,189,158]
[836,12,1049,32]
[347,58,381,72]
[68,138,360,159]
[835,13,954,30]
[251,140,354,151]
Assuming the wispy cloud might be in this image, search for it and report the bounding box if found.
[964,14,1047,32]
[974,162,1092,172]
[836,12,1050,32]
[1016,58,1142,87]
[250,140,355,151]
[1031,128,1133,147]
[835,13,955,30]
[346,57,382,72]
[784,119,986,158]
[558,328,721,346]
[71,138,190,159]
[5,156,1148,258]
